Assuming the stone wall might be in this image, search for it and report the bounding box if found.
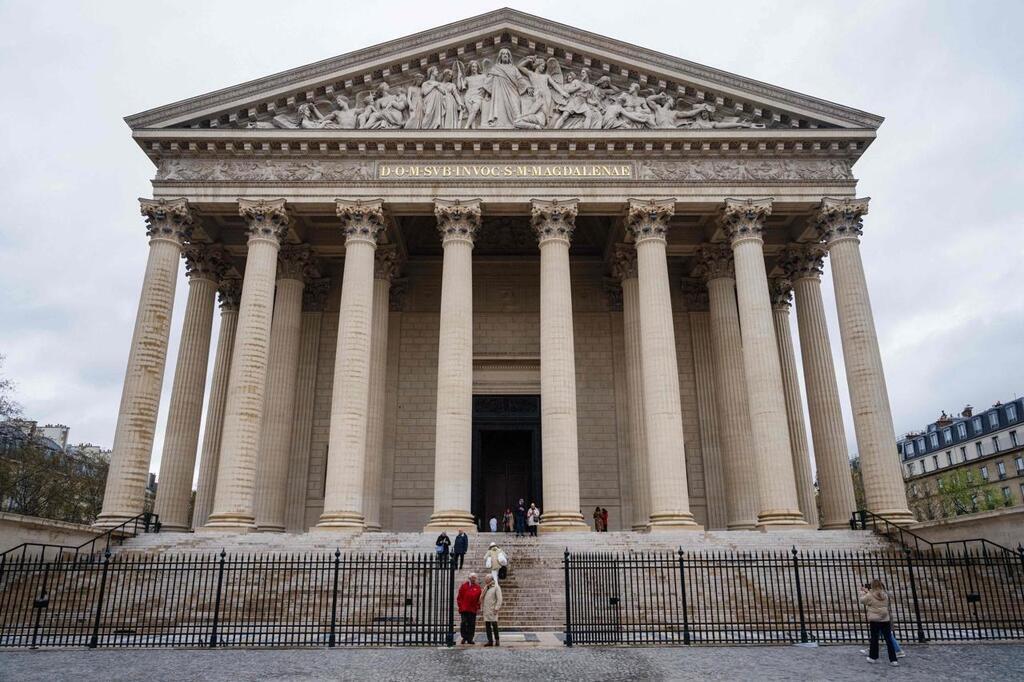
[0,512,119,558]
[908,506,1024,549]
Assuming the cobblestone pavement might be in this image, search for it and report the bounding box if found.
[1,643,1020,681]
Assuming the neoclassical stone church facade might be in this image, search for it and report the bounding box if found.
[96,9,913,534]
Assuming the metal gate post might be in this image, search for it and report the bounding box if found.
[791,547,809,643]
[329,549,340,647]
[209,550,226,648]
[88,549,111,648]
[563,549,573,647]
[903,547,928,643]
[677,549,691,645]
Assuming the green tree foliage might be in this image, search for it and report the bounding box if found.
[0,444,108,524]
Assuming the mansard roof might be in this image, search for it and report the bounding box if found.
[125,8,882,133]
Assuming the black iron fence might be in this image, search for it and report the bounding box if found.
[0,550,455,648]
[563,547,1024,646]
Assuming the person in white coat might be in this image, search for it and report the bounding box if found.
[483,541,508,584]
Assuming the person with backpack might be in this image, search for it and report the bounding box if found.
[484,541,508,584]
[859,579,899,666]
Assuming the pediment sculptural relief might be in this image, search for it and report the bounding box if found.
[246,48,769,132]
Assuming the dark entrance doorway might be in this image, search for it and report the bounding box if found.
[472,396,542,528]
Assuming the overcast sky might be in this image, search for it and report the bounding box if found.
[1,0,1021,476]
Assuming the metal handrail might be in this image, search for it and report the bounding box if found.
[850,509,1022,559]
[0,512,160,563]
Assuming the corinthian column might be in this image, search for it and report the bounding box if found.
[318,200,385,531]
[204,199,290,531]
[625,199,700,530]
[769,278,820,528]
[816,198,913,523]
[613,245,649,531]
[694,246,759,529]
[254,246,313,532]
[780,245,857,529]
[364,247,400,532]
[192,279,241,528]
[96,198,192,528]
[153,244,228,531]
[424,199,480,533]
[532,199,588,532]
[720,198,805,527]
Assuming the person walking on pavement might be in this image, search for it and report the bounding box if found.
[452,529,469,569]
[514,498,527,537]
[593,506,604,532]
[484,541,508,584]
[859,579,899,666]
[456,573,482,645]
[434,531,451,565]
[481,574,503,647]
[527,503,540,537]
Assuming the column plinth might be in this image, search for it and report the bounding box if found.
[203,199,291,532]
[424,200,480,533]
[153,245,228,531]
[96,198,193,529]
[817,198,914,523]
[626,199,700,531]
[721,198,806,528]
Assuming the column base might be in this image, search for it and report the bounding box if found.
[315,511,365,532]
[363,522,382,533]
[756,509,811,529]
[93,511,143,530]
[868,507,917,525]
[198,512,257,534]
[539,511,589,533]
[423,509,476,534]
[648,511,703,532]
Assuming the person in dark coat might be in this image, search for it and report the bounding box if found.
[601,508,609,532]
[514,499,527,537]
[434,531,451,564]
[452,529,469,569]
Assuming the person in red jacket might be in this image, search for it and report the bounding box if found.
[456,573,482,645]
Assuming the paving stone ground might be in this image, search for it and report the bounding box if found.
[1,643,1021,681]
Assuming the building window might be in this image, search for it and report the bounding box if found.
[989,412,999,428]
[960,446,967,462]
[1020,483,1024,502]
[946,451,953,466]
[1011,430,1019,447]
[997,461,1007,479]
[1002,487,1012,503]
[1015,456,1024,474]
[942,428,952,444]
[930,433,939,448]
[1008,403,1019,422]
[957,422,967,438]
[932,455,939,470]
[976,442,984,458]
[992,435,1000,452]
[905,441,915,456]
[973,417,983,432]
[916,438,925,453]
[981,466,989,480]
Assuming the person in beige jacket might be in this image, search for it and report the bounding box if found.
[859,579,898,665]
[481,574,503,647]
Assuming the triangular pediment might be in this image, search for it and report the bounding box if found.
[126,8,881,133]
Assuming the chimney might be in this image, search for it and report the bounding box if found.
[962,404,973,418]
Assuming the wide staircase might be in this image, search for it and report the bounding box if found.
[116,529,891,632]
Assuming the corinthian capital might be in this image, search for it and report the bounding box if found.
[769,278,794,311]
[140,198,194,245]
[531,199,578,245]
[779,244,827,281]
[625,198,675,244]
[217,278,242,312]
[434,199,482,245]
[239,198,290,245]
[611,244,638,282]
[720,198,773,246]
[336,199,385,245]
[303,278,331,312]
[680,278,709,312]
[374,245,402,282]
[692,244,735,283]
[183,243,230,283]
[815,197,870,245]
[277,244,314,281]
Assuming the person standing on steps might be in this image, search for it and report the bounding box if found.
[484,541,508,584]
[481,574,503,647]
[859,579,899,666]
[503,507,514,533]
[434,531,451,565]
[456,573,482,645]
[452,529,469,569]
[593,506,604,532]
[489,515,498,533]
[514,499,527,537]
[527,503,540,537]
[601,508,609,532]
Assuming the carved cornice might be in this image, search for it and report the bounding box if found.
[277,244,313,281]
[611,244,638,282]
[720,197,773,246]
[374,245,402,282]
[336,199,386,245]
[139,198,193,245]
[531,199,578,245]
[238,198,290,244]
[692,244,735,282]
[815,196,870,245]
[302,278,331,311]
[434,198,482,245]
[625,198,675,244]
[183,243,230,282]
[769,277,794,311]
[217,278,243,312]
[779,243,827,282]
[680,278,709,311]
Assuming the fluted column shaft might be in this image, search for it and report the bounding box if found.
[722,198,805,527]
[192,281,240,528]
[533,200,587,532]
[771,286,820,528]
[96,199,192,528]
[425,200,479,532]
[364,250,398,532]
[254,247,310,532]
[205,200,290,531]
[790,268,856,529]
[626,199,699,530]
[702,261,759,529]
[317,202,385,531]
[153,246,224,531]
[817,198,913,523]
[620,267,649,530]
